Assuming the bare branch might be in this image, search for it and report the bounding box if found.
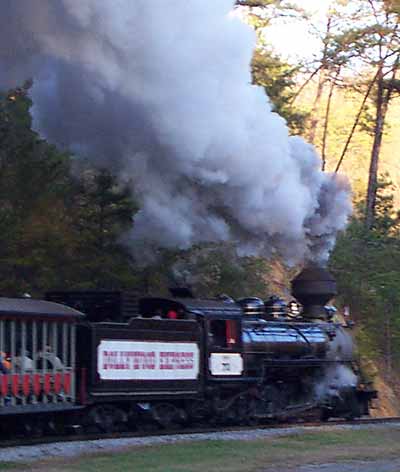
[289,65,323,105]
[335,68,381,173]
[321,67,341,171]
[235,1,272,6]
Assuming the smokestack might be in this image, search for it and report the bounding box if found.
[291,266,337,319]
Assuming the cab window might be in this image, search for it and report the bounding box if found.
[208,320,238,348]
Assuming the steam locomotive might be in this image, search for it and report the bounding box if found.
[0,266,376,434]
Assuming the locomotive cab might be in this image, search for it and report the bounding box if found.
[205,313,243,378]
[140,297,245,379]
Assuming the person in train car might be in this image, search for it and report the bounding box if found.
[38,345,63,370]
[167,309,178,319]
[0,352,10,373]
[14,350,34,371]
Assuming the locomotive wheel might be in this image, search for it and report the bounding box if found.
[20,418,44,438]
[346,395,362,420]
[262,385,287,417]
[151,402,185,429]
[320,408,331,422]
[245,398,259,426]
[236,397,258,426]
[88,404,127,433]
[186,400,209,425]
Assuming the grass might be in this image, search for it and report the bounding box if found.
[0,464,23,471]
[5,427,400,472]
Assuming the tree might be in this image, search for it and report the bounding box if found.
[238,1,308,133]
[307,14,335,145]
[75,169,137,251]
[251,48,308,132]
[328,0,400,227]
[0,85,139,294]
[62,169,139,289]
[235,0,282,7]
[330,175,400,372]
[0,83,74,294]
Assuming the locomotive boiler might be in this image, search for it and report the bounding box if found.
[0,266,376,434]
[236,266,367,422]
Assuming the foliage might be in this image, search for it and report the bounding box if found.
[236,0,278,7]
[132,243,271,300]
[319,0,400,224]
[169,244,270,298]
[330,176,400,371]
[0,85,139,295]
[0,84,277,300]
[239,2,309,133]
[251,49,308,133]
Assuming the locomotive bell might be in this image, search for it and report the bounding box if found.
[236,297,265,317]
[291,266,337,320]
[264,296,287,318]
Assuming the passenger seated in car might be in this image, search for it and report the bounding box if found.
[167,310,178,319]
[0,352,10,373]
[15,350,34,371]
[38,346,63,370]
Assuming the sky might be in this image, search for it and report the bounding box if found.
[263,0,334,62]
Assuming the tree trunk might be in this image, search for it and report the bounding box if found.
[365,60,398,229]
[307,17,332,145]
[321,68,340,171]
[365,69,385,229]
[307,73,326,144]
[334,69,380,173]
[290,65,322,106]
[385,305,392,376]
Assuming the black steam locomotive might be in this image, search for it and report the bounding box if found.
[0,267,376,434]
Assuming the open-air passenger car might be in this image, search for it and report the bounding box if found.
[0,298,83,415]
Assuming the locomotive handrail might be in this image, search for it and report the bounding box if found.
[285,323,314,355]
[262,358,353,365]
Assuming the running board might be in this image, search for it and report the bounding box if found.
[254,402,317,419]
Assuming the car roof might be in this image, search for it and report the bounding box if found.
[0,297,85,320]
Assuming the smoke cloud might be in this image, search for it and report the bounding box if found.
[0,0,352,264]
[314,364,358,402]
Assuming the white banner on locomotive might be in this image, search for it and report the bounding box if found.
[209,353,244,376]
[97,340,200,380]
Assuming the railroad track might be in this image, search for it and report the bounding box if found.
[1,416,400,450]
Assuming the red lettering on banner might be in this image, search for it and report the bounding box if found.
[102,350,157,371]
[102,350,195,370]
[98,341,199,380]
[160,351,194,370]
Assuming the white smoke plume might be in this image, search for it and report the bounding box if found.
[326,326,354,362]
[314,364,358,401]
[0,0,352,264]
[315,327,357,400]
